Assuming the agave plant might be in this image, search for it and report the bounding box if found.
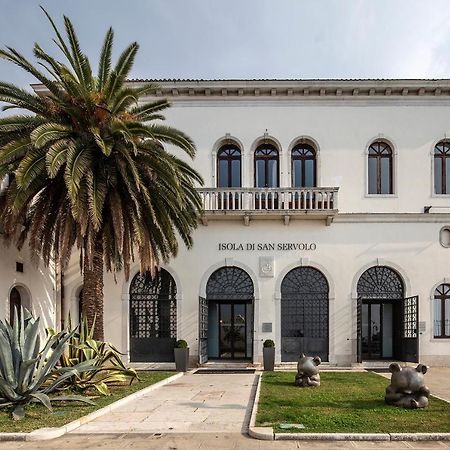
[0,307,95,420]
[48,315,138,396]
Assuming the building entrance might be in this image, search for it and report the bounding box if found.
[357,266,419,362]
[199,266,254,362]
[361,301,394,359]
[280,266,329,362]
[129,270,177,362]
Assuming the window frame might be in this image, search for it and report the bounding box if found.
[367,141,394,195]
[216,144,242,188]
[254,143,280,188]
[291,143,317,188]
[433,141,450,195]
[433,283,450,339]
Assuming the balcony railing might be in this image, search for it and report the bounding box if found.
[198,187,339,212]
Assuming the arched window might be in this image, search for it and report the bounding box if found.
[292,143,316,187]
[368,141,393,194]
[434,141,450,194]
[254,144,279,188]
[9,287,21,321]
[217,144,241,188]
[206,266,254,301]
[434,283,450,338]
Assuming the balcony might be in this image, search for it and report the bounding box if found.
[197,187,339,225]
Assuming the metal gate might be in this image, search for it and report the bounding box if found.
[400,295,419,363]
[281,267,329,362]
[199,296,208,364]
[129,270,177,362]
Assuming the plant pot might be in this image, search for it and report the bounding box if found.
[263,347,275,371]
[174,347,189,372]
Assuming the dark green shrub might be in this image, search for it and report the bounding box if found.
[175,339,188,348]
[263,339,275,348]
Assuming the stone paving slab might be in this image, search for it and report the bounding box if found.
[72,372,258,435]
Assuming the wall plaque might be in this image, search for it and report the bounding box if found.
[259,256,274,277]
[262,322,272,333]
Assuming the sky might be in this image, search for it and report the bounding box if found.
[1,0,450,90]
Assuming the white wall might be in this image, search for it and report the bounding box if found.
[160,99,450,213]
[61,217,450,365]
[0,244,56,335]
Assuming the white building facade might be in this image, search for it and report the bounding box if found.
[2,79,450,366]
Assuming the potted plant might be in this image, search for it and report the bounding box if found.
[263,339,275,371]
[174,339,189,372]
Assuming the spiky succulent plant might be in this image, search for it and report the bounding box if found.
[0,307,95,420]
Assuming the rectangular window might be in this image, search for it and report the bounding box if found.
[446,299,450,336]
[293,160,302,187]
[380,157,391,194]
[304,159,315,187]
[231,159,240,187]
[434,299,441,337]
[446,158,450,194]
[267,160,278,187]
[435,158,443,194]
[255,160,265,187]
[368,158,377,194]
[218,160,228,188]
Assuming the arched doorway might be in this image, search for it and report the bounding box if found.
[280,267,329,362]
[202,266,254,361]
[9,287,21,321]
[357,266,418,362]
[129,269,177,362]
[9,285,31,322]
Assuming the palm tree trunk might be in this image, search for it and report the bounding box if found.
[81,237,104,340]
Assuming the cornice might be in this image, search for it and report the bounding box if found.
[334,213,450,223]
[31,78,450,101]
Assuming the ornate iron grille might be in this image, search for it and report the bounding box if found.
[281,267,329,360]
[403,296,418,338]
[199,296,208,339]
[357,266,403,300]
[129,270,177,339]
[206,266,254,301]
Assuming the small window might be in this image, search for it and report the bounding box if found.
[254,144,279,188]
[434,141,450,194]
[368,141,393,194]
[434,283,450,338]
[16,262,24,273]
[217,144,241,188]
[291,143,316,188]
[440,226,450,248]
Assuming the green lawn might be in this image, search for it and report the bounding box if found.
[257,371,450,433]
[0,371,174,433]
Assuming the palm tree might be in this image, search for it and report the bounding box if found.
[0,8,203,339]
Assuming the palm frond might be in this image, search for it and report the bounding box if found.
[104,42,139,102]
[97,28,114,91]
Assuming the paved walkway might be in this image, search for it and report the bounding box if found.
[2,433,450,449]
[73,372,258,434]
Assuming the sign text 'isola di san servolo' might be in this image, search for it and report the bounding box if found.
[218,242,317,251]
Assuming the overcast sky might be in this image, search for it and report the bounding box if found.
[1,0,450,89]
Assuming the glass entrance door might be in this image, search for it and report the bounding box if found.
[219,303,248,359]
[362,302,394,360]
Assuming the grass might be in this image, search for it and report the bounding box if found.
[256,371,450,434]
[0,371,174,433]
